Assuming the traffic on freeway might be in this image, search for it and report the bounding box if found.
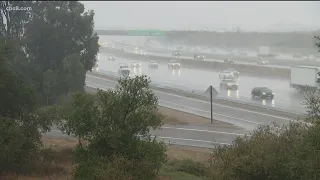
[99,35,320,67]
[85,73,300,131]
[102,42,291,69]
[95,54,307,114]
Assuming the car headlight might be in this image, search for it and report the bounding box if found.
[262,93,266,95]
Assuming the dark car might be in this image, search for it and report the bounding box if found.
[251,87,274,99]
[194,54,205,60]
[172,51,182,57]
[224,59,235,63]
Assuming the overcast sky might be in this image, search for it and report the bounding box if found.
[81,1,320,32]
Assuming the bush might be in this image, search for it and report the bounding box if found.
[167,159,209,177]
[0,117,42,174]
[207,122,320,180]
[63,75,167,180]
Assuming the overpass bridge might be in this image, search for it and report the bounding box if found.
[95,29,317,49]
[94,29,193,37]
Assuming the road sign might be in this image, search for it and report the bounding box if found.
[204,85,219,124]
[204,86,218,98]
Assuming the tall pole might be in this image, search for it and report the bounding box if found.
[210,85,213,124]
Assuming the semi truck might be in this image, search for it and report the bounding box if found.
[290,66,320,90]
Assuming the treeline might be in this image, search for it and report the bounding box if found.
[2,1,320,180]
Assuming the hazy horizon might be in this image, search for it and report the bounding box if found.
[82,1,320,32]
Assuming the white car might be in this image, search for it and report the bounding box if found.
[225,68,240,77]
[131,62,141,68]
[219,70,236,80]
[133,47,141,54]
[107,44,115,48]
[118,64,130,77]
[257,60,270,65]
[220,80,239,90]
[107,55,116,61]
[148,60,159,69]
[168,60,181,69]
[139,50,146,55]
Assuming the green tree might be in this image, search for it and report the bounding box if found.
[1,1,99,106]
[0,39,53,174]
[207,87,320,180]
[63,75,167,180]
[62,54,86,93]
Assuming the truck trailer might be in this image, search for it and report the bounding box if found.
[290,66,320,90]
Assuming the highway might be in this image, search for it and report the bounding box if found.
[96,54,307,114]
[46,124,247,148]
[44,72,301,149]
[107,43,291,69]
[99,35,320,67]
[85,73,299,131]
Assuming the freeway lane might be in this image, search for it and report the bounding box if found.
[85,74,297,131]
[113,45,290,69]
[47,125,246,148]
[96,55,306,114]
[99,35,320,67]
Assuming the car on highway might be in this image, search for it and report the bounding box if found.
[131,62,142,68]
[220,79,239,90]
[172,51,182,57]
[107,55,116,61]
[133,47,146,55]
[139,49,147,55]
[219,70,237,80]
[251,87,274,100]
[118,64,130,77]
[257,59,270,65]
[224,59,235,63]
[107,44,115,48]
[168,60,181,69]
[304,55,316,61]
[148,60,159,69]
[225,68,240,77]
[194,54,205,61]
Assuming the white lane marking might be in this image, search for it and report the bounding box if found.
[150,135,231,145]
[86,80,300,125]
[86,81,303,127]
[161,126,247,136]
[85,81,262,126]
[49,130,230,145]
[159,100,261,125]
[86,74,293,121]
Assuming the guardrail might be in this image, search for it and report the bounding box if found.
[87,71,306,120]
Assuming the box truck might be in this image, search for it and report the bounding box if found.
[290,66,320,90]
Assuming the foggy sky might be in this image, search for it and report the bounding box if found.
[81,1,320,32]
